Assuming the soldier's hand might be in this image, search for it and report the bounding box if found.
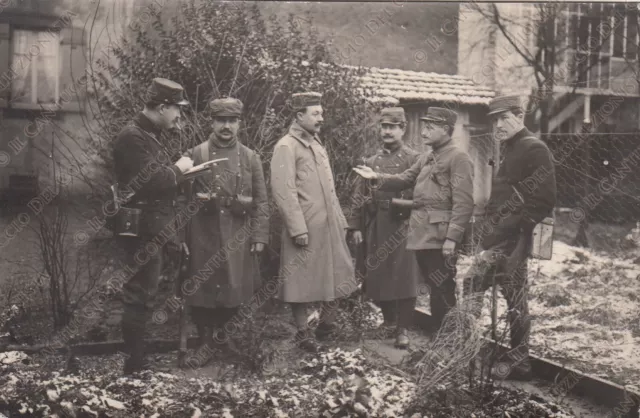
[352,165,378,180]
[251,243,265,253]
[294,233,309,247]
[442,238,456,256]
[351,230,363,245]
[175,156,194,173]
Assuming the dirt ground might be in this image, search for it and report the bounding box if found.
[2,206,639,409]
[418,234,640,390]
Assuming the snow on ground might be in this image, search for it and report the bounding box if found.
[442,240,640,388]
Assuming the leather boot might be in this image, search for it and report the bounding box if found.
[315,322,338,341]
[196,323,207,347]
[394,328,410,349]
[295,329,321,353]
[122,309,149,375]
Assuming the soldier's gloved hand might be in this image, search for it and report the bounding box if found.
[174,156,194,173]
[351,230,363,245]
[251,243,265,253]
[294,233,309,247]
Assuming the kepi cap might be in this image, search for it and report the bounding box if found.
[488,95,523,116]
[210,97,243,117]
[290,92,322,110]
[146,78,189,106]
[420,107,458,126]
[379,107,406,125]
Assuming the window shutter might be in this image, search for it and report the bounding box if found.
[0,23,10,107]
[59,27,86,107]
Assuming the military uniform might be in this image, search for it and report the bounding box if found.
[375,107,474,330]
[347,107,420,338]
[465,95,556,380]
[271,92,356,351]
[183,98,269,350]
[112,78,190,374]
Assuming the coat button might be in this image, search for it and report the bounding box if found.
[213,152,216,155]
[215,174,220,178]
[221,210,225,214]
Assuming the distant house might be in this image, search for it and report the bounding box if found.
[0,0,139,202]
[359,66,495,214]
[457,3,640,220]
[458,3,640,134]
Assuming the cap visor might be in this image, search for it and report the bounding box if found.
[177,99,189,106]
[487,107,518,116]
[420,117,445,122]
[212,112,241,117]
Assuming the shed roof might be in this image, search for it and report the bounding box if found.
[358,67,495,105]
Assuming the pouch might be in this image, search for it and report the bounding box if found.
[230,194,253,217]
[115,207,142,237]
[390,198,414,221]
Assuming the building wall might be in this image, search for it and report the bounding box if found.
[255,2,459,74]
[0,0,143,196]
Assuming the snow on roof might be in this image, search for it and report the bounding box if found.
[357,67,495,105]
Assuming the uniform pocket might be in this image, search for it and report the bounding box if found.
[429,210,452,241]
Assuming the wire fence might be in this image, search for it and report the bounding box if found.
[469,132,640,223]
[544,133,640,224]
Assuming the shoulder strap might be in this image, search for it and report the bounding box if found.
[198,141,209,165]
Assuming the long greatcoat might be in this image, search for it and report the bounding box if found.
[347,144,421,301]
[270,122,356,303]
[183,136,269,308]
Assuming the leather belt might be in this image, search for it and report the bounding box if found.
[132,199,176,207]
[365,200,395,210]
[195,195,234,207]
[377,200,391,210]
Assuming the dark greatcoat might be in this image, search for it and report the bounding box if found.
[347,144,421,301]
[183,136,269,309]
[480,127,557,250]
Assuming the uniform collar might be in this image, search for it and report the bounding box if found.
[381,140,402,154]
[208,132,238,149]
[504,127,531,146]
[288,121,319,148]
[431,138,455,155]
[134,112,163,138]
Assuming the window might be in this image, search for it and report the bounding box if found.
[11,29,60,105]
[563,3,638,89]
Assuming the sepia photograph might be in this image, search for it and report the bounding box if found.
[0,0,639,416]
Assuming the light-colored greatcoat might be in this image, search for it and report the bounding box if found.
[347,144,421,301]
[270,122,356,303]
[183,136,269,308]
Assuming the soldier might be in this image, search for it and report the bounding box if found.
[353,107,474,333]
[112,78,194,374]
[270,91,356,353]
[465,95,556,381]
[347,107,421,349]
[182,98,269,364]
